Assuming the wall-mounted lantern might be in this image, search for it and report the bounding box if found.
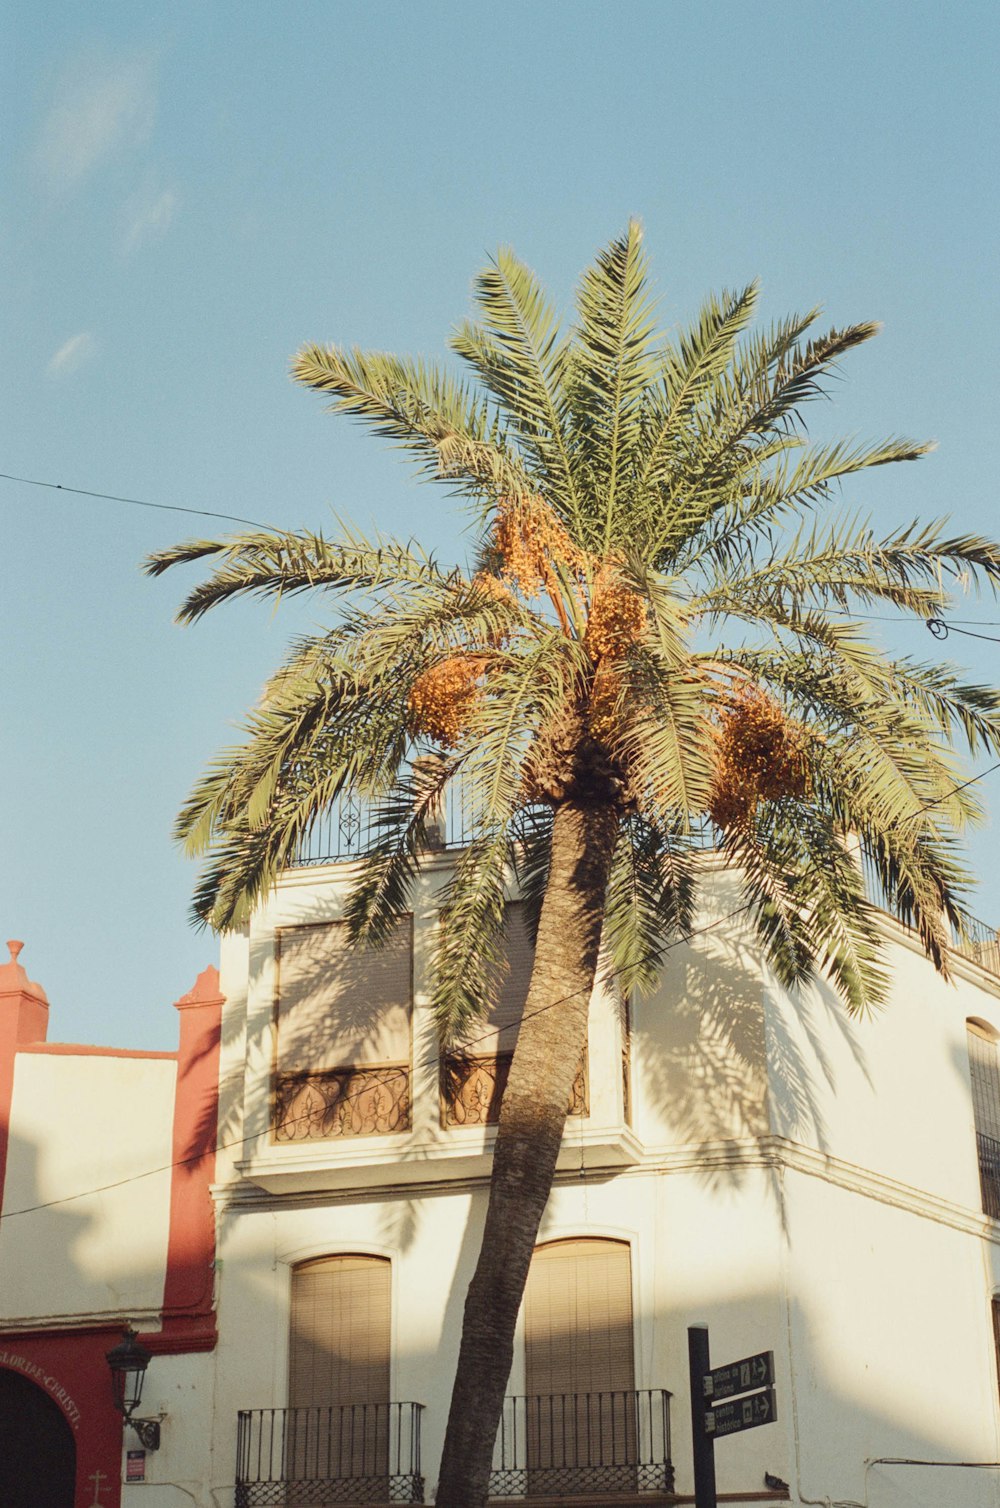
[106,1326,161,1450]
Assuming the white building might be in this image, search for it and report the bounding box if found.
[208,842,1000,1508]
[5,834,1000,1508]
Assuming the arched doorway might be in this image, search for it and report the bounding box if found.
[0,1366,76,1507]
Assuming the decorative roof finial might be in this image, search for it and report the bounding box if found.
[7,941,23,964]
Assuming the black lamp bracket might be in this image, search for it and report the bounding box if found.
[130,1417,161,1451]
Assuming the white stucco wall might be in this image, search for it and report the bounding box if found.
[0,1051,176,1324]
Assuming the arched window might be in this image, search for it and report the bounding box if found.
[287,1255,391,1484]
[967,1020,1000,1217]
[523,1238,636,1491]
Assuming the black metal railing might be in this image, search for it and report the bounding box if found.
[489,1389,674,1498]
[295,780,482,865]
[859,849,1000,981]
[977,1132,1000,1220]
[235,1404,424,1505]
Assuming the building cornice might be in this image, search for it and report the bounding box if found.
[213,1131,1000,1246]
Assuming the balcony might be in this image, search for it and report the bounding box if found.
[273,1066,411,1142]
[441,1051,588,1128]
[977,1131,1000,1220]
[489,1390,675,1500]
[235,1404,424,1506]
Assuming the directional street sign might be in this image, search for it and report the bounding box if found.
[689,1326,778,1508]
[703,1349,774,1401]
[705,1386,777,1438]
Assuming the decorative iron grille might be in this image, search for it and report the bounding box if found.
[489,1389,674,1498]
[978,1131,1000,1220]
[441,1050,588,1128]
[235,1404,424,1506]
[273,1066,411,1141]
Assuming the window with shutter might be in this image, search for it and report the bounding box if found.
[287,1256,391,1486]
[968,1021,1000,1218]
[273,919,412,1140]
[441,903,588,1126]
[523,1239,637,1491]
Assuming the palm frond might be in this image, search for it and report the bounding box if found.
[292,344,532,499]
[145,524,454,622]
[432,833,511,1042]
[639,284,759,500]
[450,247,581,528]
[344,756,458,946]
[509,804,554,942]
[569,220,659,548]
[602,819,697,995]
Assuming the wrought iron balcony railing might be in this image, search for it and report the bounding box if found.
[273,1066,411,1142]
[235,1404,424,1506]
[489,1389,674,1498]
[977,1131,1000,1220]
[440,1050,588,1128]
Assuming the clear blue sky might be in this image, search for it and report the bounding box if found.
[3,1,999,1049]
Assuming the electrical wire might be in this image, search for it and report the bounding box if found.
[926,616,1000,646]
[6,471,1000,633]
[6,735,1000,1224]
[895,759,1000,820]
[0,471,272,531]
[0,902,756,1223]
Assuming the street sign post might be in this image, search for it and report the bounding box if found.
[687,1326,717,1508]
[704,1350,774,1402]
[688,1327,778,1508]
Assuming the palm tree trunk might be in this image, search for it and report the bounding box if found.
[435,798,621,1507]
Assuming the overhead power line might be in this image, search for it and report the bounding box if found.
[926,616,1000,646]
[0,902,756,1223]
[5,471,1000,633]
[0,471,271,531]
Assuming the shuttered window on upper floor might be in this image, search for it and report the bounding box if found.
[968,1022,1000,1140]
[272,919,412,1140]
[456,901,535,1057]
[276,918,412,1071]
[441,903,588,1126]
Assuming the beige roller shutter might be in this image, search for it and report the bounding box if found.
[456,902,534,1055]
[526,1239,635,1396]
[288,1256,390,1482]
[968,1023,1000,1140]
[525,1240,636,1481]
[277,919,412,1072]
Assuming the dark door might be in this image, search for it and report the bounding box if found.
[0,1367,76,1508]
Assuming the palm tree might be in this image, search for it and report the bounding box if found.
[147,223,1000,1505]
